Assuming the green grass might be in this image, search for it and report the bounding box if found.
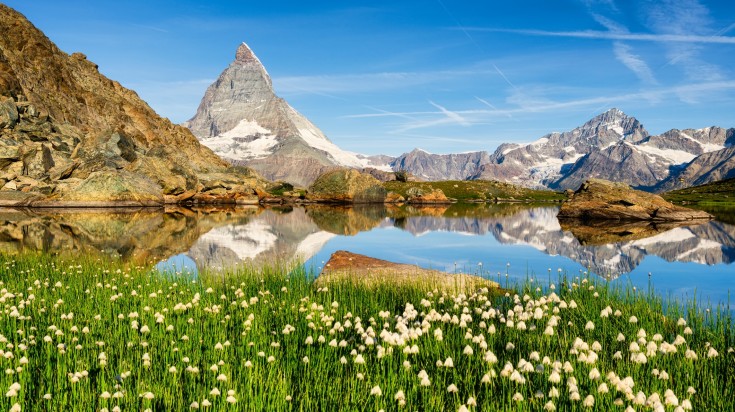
[383,180,565,203]
[662,178,735,223]
[662,178,735,206]
[0,254,733,411]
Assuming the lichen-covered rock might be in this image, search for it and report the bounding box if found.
[558,178,712,221]
[0,96,17,128]
[405,186,451,204]
[384,191,405,203]
[307,169,387,203]
[51,170,164,206]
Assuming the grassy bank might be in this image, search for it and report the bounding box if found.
[662,178,735,206]
[0,254,733,411]
[383,180,565,203]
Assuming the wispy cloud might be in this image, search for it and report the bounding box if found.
[345,80,735,131]
[464,27,735,44]
[613,42,658,85]
[428,101,471,126]
[645,0,724,84]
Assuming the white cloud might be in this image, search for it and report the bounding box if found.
[466,27,735,45]
[613,42,658,85]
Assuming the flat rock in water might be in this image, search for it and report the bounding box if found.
[558,179,713,221]
[316,250,498,291]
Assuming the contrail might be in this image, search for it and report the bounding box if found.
[435,0,518,90]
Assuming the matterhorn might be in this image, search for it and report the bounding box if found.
[184,43,365,186]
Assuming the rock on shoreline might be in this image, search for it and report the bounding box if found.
[316,250,499,292]
[557,179,712,221]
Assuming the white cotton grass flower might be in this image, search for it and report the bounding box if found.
[447,384,459,393]
[209,388,220,397]
[370,386,382,396]
[582,395,594,407]
[544,400,556,411]
[512,392,524,402]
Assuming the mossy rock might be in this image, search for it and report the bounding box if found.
[308,169,387,203]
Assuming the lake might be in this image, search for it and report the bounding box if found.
[1,203,733,309]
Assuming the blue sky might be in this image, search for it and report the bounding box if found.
[5,0,735,155]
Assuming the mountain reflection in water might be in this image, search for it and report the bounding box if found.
[0,204,732,282]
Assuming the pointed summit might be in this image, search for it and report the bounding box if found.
[184,41,365,185]
[235,42,260,65]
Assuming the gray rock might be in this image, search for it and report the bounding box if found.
[0,96,17,129]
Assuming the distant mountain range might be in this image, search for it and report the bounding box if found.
[367,109,734,192]
[184,43,735,192]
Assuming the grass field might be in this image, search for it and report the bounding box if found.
[383,180,565,203]
[0,254,733,411]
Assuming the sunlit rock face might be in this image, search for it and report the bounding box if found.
[184,43,367,186]
[0,5,265,206]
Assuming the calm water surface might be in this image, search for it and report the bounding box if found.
[1,204,733,309]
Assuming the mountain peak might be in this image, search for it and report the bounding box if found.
[235,42,260,65]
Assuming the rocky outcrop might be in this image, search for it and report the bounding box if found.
[0,5,265,206]
[557,179,713,221]
[184,43,367,186]
[405,187,451,204]
[316,250,499,291]
[307,169,387,203]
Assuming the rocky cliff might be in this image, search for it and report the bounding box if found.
[0,5,264,206]
[184,43,369,186]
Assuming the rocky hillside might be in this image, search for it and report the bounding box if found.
[0,5,264,206]
[184,43,370,186]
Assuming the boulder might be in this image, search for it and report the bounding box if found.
[405,186,451,204]
[558,179,713,221]
[307,169,387,203]
[0,95,17,128]
[384,191,405,203]
[316,250,499,292]
[50,170,164,206]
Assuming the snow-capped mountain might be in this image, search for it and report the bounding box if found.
[184,43,369,186]
[378,108,733,191]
